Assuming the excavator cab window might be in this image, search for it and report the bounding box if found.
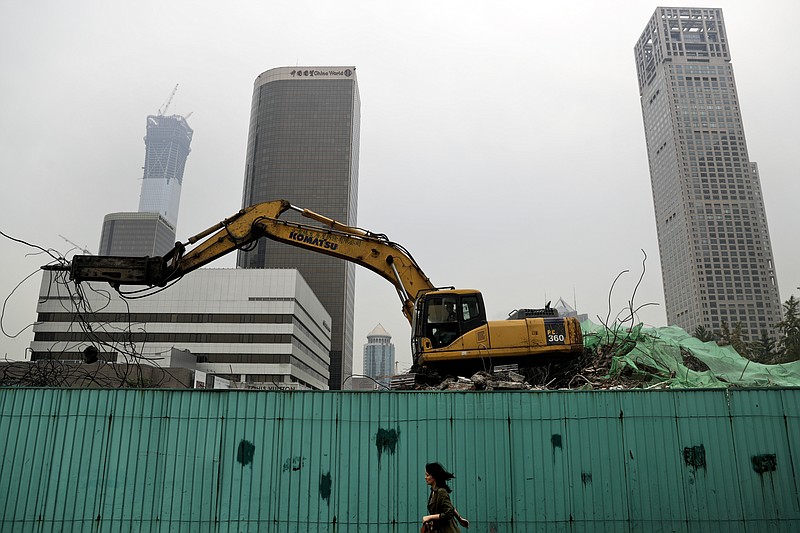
[426,295,460,348]
[413,292,488,352]
[461,297,480,321]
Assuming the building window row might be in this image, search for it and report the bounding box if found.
[37,311,294,325]
[31,351,118,362]
[34,331,297,345]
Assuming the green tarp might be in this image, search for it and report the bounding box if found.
[581,320,800,388]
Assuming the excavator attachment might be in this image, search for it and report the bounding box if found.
[67,256,169,286]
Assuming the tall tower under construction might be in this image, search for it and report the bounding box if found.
[634,7,781,340]
[99,89,192,257]
[138,113,193,228]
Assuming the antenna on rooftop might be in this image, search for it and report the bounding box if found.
[573,285,577,312]
[158,84,179,116]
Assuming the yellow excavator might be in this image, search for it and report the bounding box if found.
[49,200,583,376]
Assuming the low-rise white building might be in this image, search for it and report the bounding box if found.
[31,268,331,390]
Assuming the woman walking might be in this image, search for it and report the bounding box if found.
[421,462,469,532]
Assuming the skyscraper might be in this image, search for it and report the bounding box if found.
[98,113,192,255]
[635,7,781,340]
[363,324,395,389]
[237,66,361,389]
[138,114,193,228]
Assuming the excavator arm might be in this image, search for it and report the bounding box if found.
[55,200,434,323]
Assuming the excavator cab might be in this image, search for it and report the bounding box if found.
[411,289,487,357]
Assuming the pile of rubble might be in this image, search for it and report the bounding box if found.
[391,366,592,391]
[437,369,532,391]
[390,353,669,392]
[391,321,800,391]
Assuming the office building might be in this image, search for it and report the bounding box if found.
[635,7,781,340]
[237,66,361,389]
[30,269,331,390]
[99,212,175,256]
[98,113,192,256]
[363,323,395,389]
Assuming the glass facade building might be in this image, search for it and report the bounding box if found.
[363,323,395,389]
[99,212,175,256]
[138,114,193,228]
[237,66,361,389]
[635,7,781,340]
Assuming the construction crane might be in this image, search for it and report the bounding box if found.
[157,84,179,116]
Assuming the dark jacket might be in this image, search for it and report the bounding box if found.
[427,487,460,533]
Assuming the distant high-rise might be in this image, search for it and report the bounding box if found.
[138,114,193,228]
[237,66,361,389]
[363,324,395,389]
[635,7,781,340]
[99,212,175,256]
[99,112,192,255]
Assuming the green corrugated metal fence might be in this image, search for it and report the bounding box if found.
[1,388,798,532]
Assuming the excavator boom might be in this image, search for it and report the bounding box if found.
[47,199,583,374]
[59,200,434,323]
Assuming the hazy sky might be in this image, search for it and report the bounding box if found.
[1,1,798,373]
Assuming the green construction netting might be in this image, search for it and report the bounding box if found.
[581,320,800,388]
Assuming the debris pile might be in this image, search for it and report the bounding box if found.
[391,370,533,391]
[437,369,530,391]
[392,321,800,391]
